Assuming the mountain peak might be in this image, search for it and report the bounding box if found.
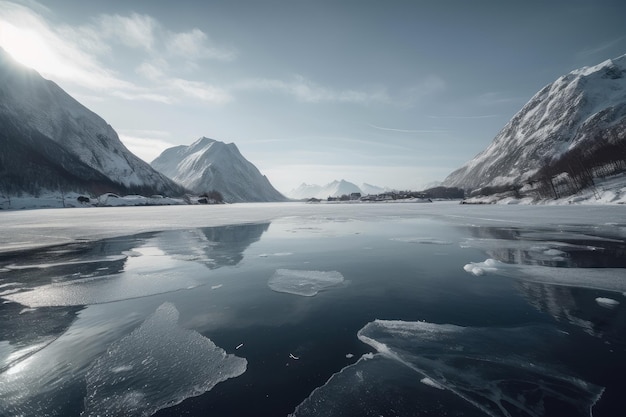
[442,53,626,194]
[151,138,286,203]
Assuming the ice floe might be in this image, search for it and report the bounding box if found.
[268,269,345,296]
[355,319,604,417]
[83,303,246,417]
[291,353,485,417]
[464,258,626,293]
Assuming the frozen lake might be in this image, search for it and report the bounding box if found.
[0,202,625,416]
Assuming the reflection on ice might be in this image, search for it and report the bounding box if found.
[355,320,603,417]
[1,224,270,307]
[84,303,247,417]
[515,281,626,342]
[268,269,345,296]
[464,258,626,293]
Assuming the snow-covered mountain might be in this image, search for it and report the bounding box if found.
[151,137,286,203]
[443,54,626,192]
[288,179,365,199]
[287,183,324,200]
[360,183,390,195]
[0,48,186,198]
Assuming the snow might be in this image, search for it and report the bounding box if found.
[83,303,246,417]
[151,137,285,203]
[595,297,620,309]
[268,269,345,296]
[463,172,626,205]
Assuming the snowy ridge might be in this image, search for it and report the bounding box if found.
[443,54,626,191]
[0,48,185,197]
[151,137,286,203]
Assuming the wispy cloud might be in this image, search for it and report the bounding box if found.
[97,13,158,51]
[118,133,176,163]
[577,36,626,59]
[235,75,390,104]
[110,90,173,104]
[170,78,232,103]
[367,123,447,134]
[166,28,236,61]
[426,114,500,120]
[474,91,522,106]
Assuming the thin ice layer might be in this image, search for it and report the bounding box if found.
[357,320,604,417]
[268,269,344,296]
[83,302,247,417]
[3,247,206,307]
[290,353,485,417]
[464,258,626,293]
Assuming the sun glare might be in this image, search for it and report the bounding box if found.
[0,22,74,78]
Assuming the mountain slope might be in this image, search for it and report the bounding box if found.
[151,137,286,203]
[443,54,626,192]
[0,48,186,197]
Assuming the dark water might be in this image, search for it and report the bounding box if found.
[0,216,624,416]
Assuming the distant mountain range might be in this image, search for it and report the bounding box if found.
[443,54,626,199]
[0,48,185,198]
[151,137,286,203]
[287,180,390,200]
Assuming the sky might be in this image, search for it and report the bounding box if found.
[1,0,625,194]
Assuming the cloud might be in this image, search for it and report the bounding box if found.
[97,13,158,50]
[473,91,521,106]
[170,78,232,104]
[425,114,500,120]
[0,1,235,106]
[118,134,176,163]
[166,28,236,61]
[136,61,167,81]
[110,90,173,104]
[577,36,626,59]
[0,2,136,91]
[367,123,447,134]
[235,75,389,104]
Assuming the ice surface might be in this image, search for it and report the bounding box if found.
[595,297,620,309]
[391,237,453,245]
[268,269,345,296]
[356,319,604,417]
[464,258,626,293]
[420,377,445,390]
[2,202,626,254]
[83,302,247,417]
